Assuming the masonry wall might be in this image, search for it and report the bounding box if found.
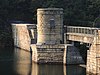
[87,30,100,74]
[12,24,36,51]
[96,30,100,74]
[31,44,64,64]
[87,41,97,74]
[37,8,63,44]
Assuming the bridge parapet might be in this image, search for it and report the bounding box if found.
[65,26,99,44]
[64,26,100,74]
[67,26,99,35]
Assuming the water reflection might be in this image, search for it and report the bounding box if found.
[13,48,86,75]
[64,65,86,75]
[32,64,64,75]
[0,48,14,75]
[13,48,32,75]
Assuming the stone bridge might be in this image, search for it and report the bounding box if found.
[64,26,98,44]
[11,8,100,75]
[64,26,100,74]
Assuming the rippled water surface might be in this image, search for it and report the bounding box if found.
[0,48,86,75]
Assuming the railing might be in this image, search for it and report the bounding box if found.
[67,26,99,35]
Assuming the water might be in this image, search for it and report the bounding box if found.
[0,48,86,75]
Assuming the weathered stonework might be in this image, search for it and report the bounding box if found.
[87,40,97,74]
[12,24,36,51]
[12,8,87,66]
[31,44,65,64]
[87,30,100,74]
[30,8,65,64]
[37,8,63,44]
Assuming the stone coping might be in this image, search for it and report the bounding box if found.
[37,8,63,11]
[11,23,36,26]
[31,44,73,49]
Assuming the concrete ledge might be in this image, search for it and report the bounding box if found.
[36,44,65,49]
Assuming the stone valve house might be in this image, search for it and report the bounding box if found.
[12,8,84,65]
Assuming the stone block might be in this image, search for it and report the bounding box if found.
[31,44,65,64]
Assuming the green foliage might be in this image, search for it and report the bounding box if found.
[0,0,99,25]
[0,0,99,47]
[30,0,100,26]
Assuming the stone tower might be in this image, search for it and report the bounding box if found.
[31,8,65,64]
[37,8,63,44]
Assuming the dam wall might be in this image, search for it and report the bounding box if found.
[12,24,36,51]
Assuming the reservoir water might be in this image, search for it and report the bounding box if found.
[0,48,86,75]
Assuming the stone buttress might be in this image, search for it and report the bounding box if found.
[87,30,100,74]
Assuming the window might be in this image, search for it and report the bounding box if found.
[49,19,55,29]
